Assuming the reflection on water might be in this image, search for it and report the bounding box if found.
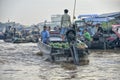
[0,40,120,80]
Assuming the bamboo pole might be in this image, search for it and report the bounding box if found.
[73,0,76,21]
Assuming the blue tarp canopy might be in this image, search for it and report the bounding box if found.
[84,17,115,22]
[78,14,98,18]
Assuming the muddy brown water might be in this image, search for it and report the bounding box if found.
[0,40,120,80]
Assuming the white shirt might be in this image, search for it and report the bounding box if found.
[61,13,71,28]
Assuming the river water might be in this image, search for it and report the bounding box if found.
[0,40,120,80]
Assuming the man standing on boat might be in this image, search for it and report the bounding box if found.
[61,9,71,40]
[41,26,50,44]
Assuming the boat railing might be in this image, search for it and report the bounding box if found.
[37,41,51,55]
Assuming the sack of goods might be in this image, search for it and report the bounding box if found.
[77,42,87,49]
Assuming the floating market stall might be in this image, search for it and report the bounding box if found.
[37,28,89,65]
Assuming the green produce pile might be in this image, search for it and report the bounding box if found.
[49,42,69,49]
[49,42,86,49]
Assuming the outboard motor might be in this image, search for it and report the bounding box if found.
[66,26,80,65]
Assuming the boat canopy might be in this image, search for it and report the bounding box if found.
[84,17,115,22]
[78,14,98,18]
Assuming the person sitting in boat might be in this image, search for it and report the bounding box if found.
[93,23,103,41]
[77,28,84,41]
[41,26,50,44]
[83,29,92,41]
[97,23,103,33]
[60,9,71,40]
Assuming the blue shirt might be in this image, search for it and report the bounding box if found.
[87,26,92,36]
[79,27,84,35]
[41,30,50,44]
